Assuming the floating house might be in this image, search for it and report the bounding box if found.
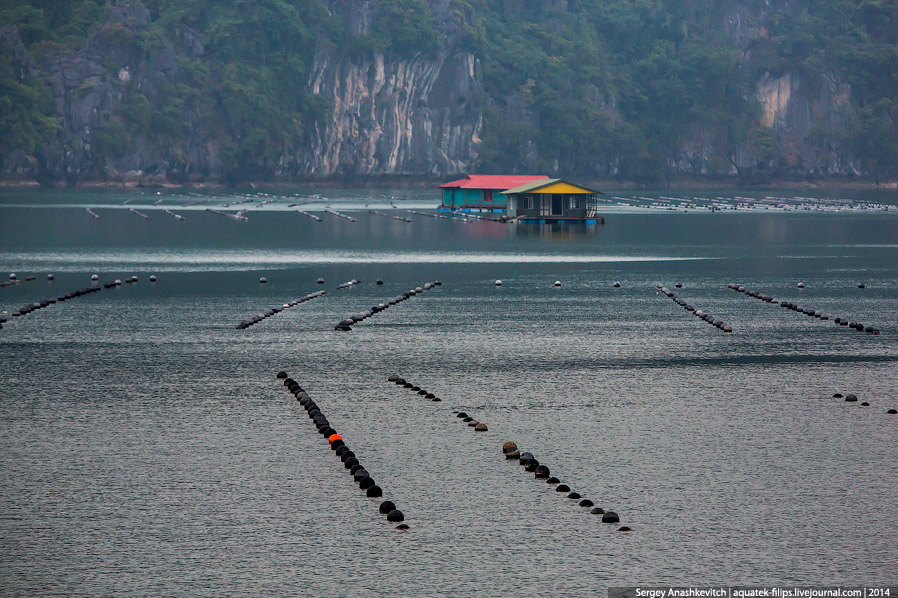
[439,174,549,212]
[502,179,603,223]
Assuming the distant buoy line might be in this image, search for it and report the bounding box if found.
[1,271,38,288]
[324,208,356,222]
[296,210,321,222]
[276,372,408,529]
[728,283,881,335]
[385,375,629,531]
[334,281,442,331]
[830,392,897,415]
[406,210,450,220]
[335,279,362,290]
[206,208,248,222]
[4,276,131,322]
[235,290,326,330]
[85,208,101,220]
[163,209,187,221]
[129,208,150,220]
[369,210,412,223]
[657,284,733,332]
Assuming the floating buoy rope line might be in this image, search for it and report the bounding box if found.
[276,372,409,529]
[334,279,362,290]
[2,275,142,325]
[334,281,442,331]
[324,208,356,222]
[657,284,733,333]
[236,290,326,330]
[830,392,897,415]
[728,283,881,335]
[369,210,412,223]
[385,375,631,531]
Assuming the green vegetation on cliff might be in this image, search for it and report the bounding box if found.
[1,0,896,181]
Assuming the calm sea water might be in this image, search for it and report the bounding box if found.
[1,188,897,596]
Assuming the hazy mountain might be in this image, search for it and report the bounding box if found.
[1,0,896,185]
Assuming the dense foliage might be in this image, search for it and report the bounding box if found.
[458,0,898,180]
[1,0,896,180]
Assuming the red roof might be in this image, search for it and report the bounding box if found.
[439,174,549,190]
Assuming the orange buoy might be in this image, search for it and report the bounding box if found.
[328,433,343,444]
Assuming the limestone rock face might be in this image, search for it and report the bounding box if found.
[300,46,482,176]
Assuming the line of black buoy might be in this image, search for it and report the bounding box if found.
[728,283,881,334]
[324,208,357,222]
[8,281,111,320]
[335,279,362,290]
[369,210,412,223]
[334,281,442,331]
[499,441,629,531]
[384,375,629,531]
[387,375,493,430]
[657,284,732,332]
[276,371,408,529]
[831,392,898,415]
[236,290,326,329]
[406,209,450,220]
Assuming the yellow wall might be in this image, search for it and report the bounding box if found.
[530,181,595,194]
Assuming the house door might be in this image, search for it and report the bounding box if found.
[551,195,563,215]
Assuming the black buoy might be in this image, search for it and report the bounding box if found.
[456,412,468,419]
[379,500,396,514]
[277,371,288,379]
[619,526,632,532]
[546,477,560,484]
[845,394,858,402]
[505,450,520,459]
[555,484,570,492]
[366,485,383,497]
[344,457,359,469]
[833,393,844,399]
[395,524,410,530]
[590,507,605,515]
[336,445,348,457]
[376,279,383,285]
[534,465,550,479]
[317,278,324,284]
[352,470,370,482]
[579,499,594,507]
[350,464,365,475]
[524,460,540,472]
[387,509,405,522]
[887,409,897,414]
[860,402,870,406]
[359,477,376,490]
[340,451,356,462]
[567,492,581,500]
[601,512,620,523]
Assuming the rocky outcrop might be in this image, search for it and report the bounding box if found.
[0,0,891,184]
[301,45,482,176]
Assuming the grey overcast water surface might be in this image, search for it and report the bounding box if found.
[1,189,897,596]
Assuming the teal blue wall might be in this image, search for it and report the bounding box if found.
[441,188,509,209]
